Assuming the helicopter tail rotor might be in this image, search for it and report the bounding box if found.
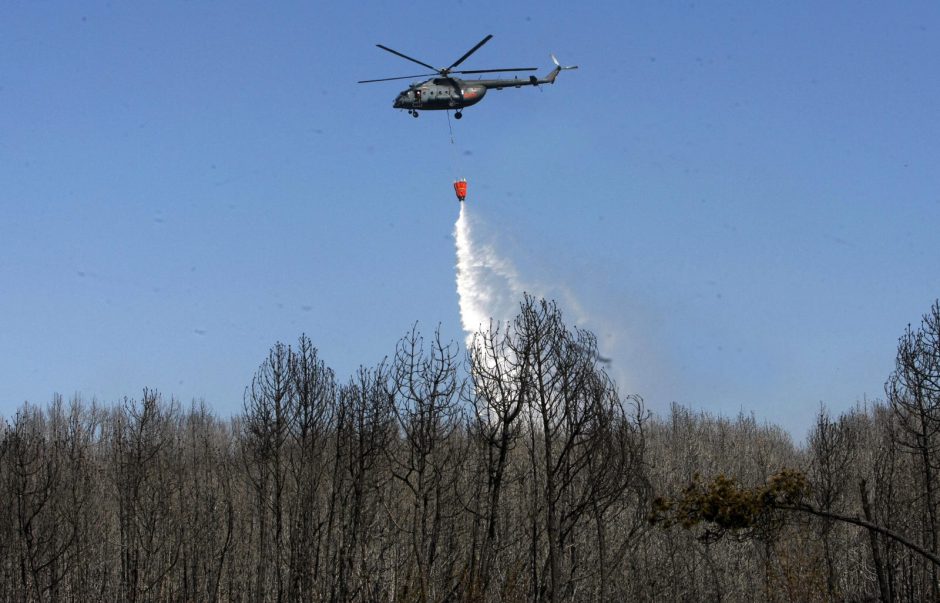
[550,54,578,71]
[544,53,578,84]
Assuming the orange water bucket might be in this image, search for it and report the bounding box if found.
[453,179,468,202]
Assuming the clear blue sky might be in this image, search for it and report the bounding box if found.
[2,1,938,437]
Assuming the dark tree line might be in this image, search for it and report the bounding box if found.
[2,297,940,601]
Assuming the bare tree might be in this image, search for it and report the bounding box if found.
[386,325,464,601]
[177,400,237,603]
[466,317,530,600]
[242,342,295,602]
[330,364,395,602]
[887,300,940,597]
[470,295,645,602]
[585,392,649,601]
[807,406,859,598]
[109,390,183,602]
[5,402,79,601]
[286,335,335,600]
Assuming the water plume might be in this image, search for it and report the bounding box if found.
[453,204,623,388]
[453,204,526,347]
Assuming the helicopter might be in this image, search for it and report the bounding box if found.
[358,34,577,118]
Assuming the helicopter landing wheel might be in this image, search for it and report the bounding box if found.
[412,110,419,118]
[454,111,462,119]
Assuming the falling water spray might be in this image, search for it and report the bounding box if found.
[453,204,527,348]
[453,204,623,384]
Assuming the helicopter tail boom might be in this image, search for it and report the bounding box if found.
[474,54,579,90]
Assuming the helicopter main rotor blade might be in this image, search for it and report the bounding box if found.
[358,73,438,83]
[447,34,493,71]
[453,67,538,74]
[375,45,439,73]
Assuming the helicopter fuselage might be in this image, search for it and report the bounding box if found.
[392,66,569,113]
[393,78,487,111]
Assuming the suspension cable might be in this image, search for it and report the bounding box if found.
[446,110,461,179]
